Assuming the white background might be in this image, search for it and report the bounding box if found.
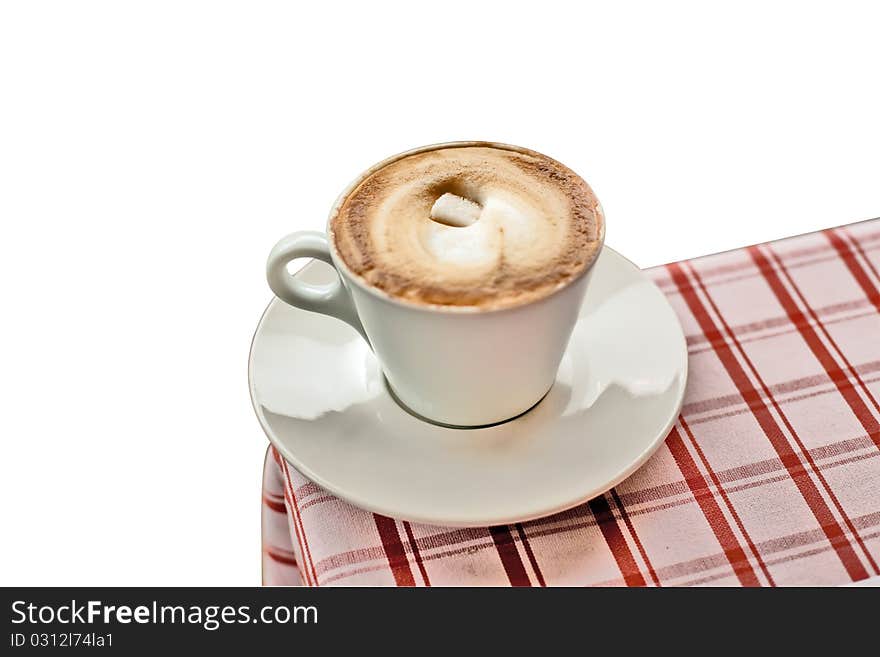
[1,1,878,585]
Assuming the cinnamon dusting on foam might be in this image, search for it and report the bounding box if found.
[330,144,604,309]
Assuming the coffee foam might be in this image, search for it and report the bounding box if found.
[330,144,604,309]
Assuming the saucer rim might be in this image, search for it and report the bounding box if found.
[248,246,688,527]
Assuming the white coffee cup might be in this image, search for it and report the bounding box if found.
[266,142,604,427]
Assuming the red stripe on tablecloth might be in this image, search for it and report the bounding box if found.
[685,297,870,348]
[666,425,762,586]
[265,547,298,567]
[688,306,876,357]
[373,515,417,586]
[279,456,320,586]
[690,374,880,429]
[270,448,312,586]
[280,486,310,584]
[678,531,880,587]
[764,246,880,428]
[299,495,338,512]
[587,495,647,586]
[262,495,287,514]
[668,262,869,581]
[685,361,880,417]
[679,417,774,583]
[608,488,660,586]
[592,522,880,588]
[750,246,880,574]
[402,521,431,586]
[514,524,547,587]
[846,230,880,286]
[292,481,326,500]
[488,526,531,586]
[826,229,880,315]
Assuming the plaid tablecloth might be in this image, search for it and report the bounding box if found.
[261,219,880,586]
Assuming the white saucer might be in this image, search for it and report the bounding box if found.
[249,247,687,527]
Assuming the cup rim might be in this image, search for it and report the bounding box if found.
[325,140,606,315]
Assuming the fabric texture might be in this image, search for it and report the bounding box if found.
[261,219,880,586]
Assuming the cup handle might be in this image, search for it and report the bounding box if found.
[266,231,368,342]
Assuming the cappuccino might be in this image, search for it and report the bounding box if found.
[330,143,604,309]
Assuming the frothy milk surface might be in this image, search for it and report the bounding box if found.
[330,144,604,309]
